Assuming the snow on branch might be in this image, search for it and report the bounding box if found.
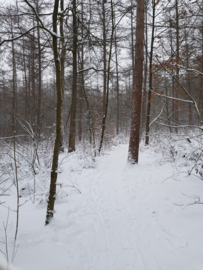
[156,122,203,131]
[156,58,202,124]
[149,102,166,127]
[153,91,193,103]
[77,67,106,74]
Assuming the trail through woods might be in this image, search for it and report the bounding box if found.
[1,144,203,270]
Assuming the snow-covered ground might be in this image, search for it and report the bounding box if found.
[1,144,203,270]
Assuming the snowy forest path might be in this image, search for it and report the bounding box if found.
[86,144,170,270]
[3,144,203,270]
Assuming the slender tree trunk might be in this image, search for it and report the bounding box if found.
[98,0,114,153]
[128,0,145,163]
[185,33,192,125]
[36,0,42,137]
[142,5,148,135]
[2,74,6,136]
[45,0,62,225]
[131,0,135,90]
[22,38,28,121]
[169,18,175,129]
[114,15,120,135]
[11,15,19,248]
[175,0,179,128]
[31,20,36,129]
[145,0,155,145]
[164,72,172,132]
[78,52,83,142]
[28,55,31,120]
[11,19,17,117]
[37,26,42,137]
[201,21,203,117]
[60,0,65,151]
[102,0,107,115]
[68,0,77,152]
[78,0,84,142]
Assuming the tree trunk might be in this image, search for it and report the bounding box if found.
[98,0,114,154]
[131,0,135,92]
[201,21,203,118]
[31,20,36,129]
[37,0,42,138]
[78,0,84,142]
[164,71,172,132]
[68,0,77,152]
[45,0,62,225]
[60,0,65,152]
[142,5,148,135]
[22,38,28,121]
[175,0,179,128]
[102,0,107,115]
[185,33,192,125]
[145,0,155,145]
[114,14,120,135]
[128,0,145,163]
[11,16,17,118]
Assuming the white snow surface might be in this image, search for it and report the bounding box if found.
[1,144,203,270]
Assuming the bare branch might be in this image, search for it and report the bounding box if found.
[150,103,166,127]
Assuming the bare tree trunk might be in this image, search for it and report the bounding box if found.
[78,68,83,143]
[10,15,17,121]
[36,0,42,138]
[68,0,77,152]
[60,0,65,152]
[45,0,62,225]
[145,0,155,145]
[164,71,172,132]
[169,18,175,129]
[128,0,145,163]
[114,14,120,135]
[201,21,203,117]
[142,6,148,135]
[11,15,19,249]
[31,20,36,130]
[102,0,107,115]
[98,0,114,154]
[131,0,135,90]
[78,0,84,142]
[28,54,31,121]
[175,0,179,128]
[185,32,192,125]
[22,38,28,121]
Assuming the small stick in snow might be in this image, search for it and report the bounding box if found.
[174,192,203,207]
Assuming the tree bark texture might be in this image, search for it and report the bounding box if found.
[128,0,144,164]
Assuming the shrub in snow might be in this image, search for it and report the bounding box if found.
[150,130,203,179]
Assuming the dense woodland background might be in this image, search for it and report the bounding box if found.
[1,0,203,235]
[1,0,202,145]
